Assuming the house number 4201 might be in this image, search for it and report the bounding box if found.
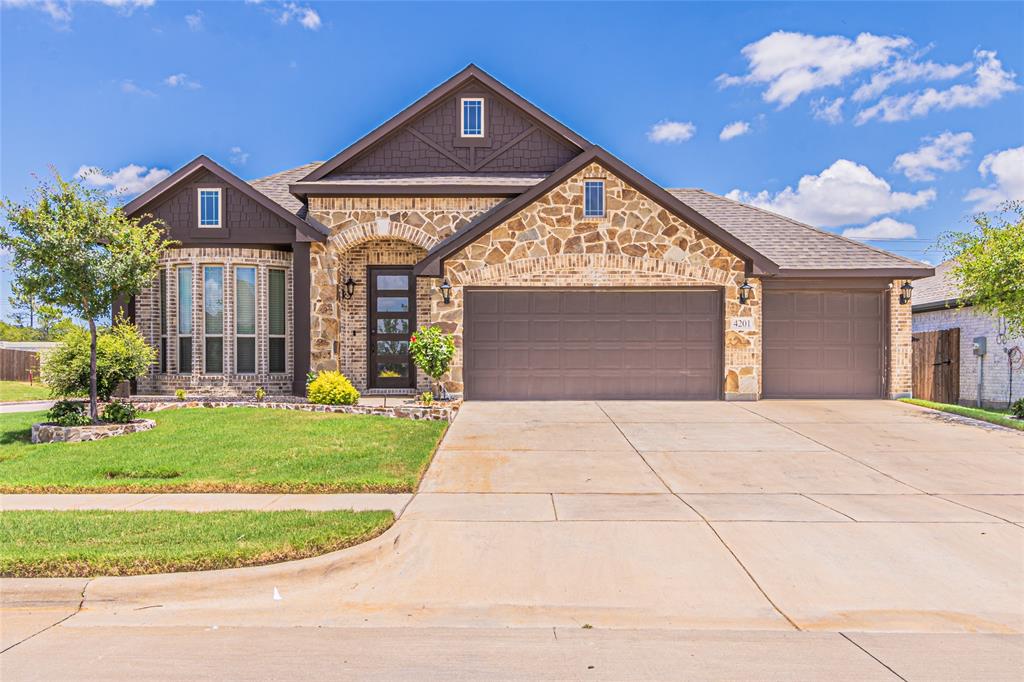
[730,317,755,332]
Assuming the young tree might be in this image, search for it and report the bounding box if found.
[7,281,38,328]
[940,201,1024,338]
[0,170,174,421]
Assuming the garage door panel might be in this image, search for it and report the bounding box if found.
[465,289,721,400]
[763,289,884,398]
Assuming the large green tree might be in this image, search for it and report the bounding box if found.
[940,201,1024,338]
[0,170,174,420]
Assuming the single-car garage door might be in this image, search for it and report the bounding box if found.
[763,288,886,398]
[463,289,722,400]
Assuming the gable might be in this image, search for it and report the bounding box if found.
[142,169,295,245]
[329,83,580,177]
[303,66,588,183]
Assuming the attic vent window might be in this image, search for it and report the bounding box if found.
[198,188,221,228]
[584,180,605,218]
[461,98,484,137]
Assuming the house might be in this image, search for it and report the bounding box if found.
[122,65,932,401]
[912,260,1023,408]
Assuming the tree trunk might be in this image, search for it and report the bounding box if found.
[88,318,99,423]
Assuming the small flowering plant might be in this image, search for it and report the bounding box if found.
[409,325,456,399]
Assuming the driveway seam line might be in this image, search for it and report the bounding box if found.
[731,404,929,494]
[839,632,908,681]
[799,493,858,522]
[549,494,559,521]
[933,495,1016,523]
[0,577,93,655]
[594,403,674,494]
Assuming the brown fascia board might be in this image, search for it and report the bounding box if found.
[415,147,778,278]
[290,182,530,198]
[123,155,325,243]
[300,64,590,183]
[769,267,935,279]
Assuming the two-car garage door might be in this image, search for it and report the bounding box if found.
[464,289,722,400]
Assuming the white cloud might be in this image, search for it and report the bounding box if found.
[842,217,917,241]
[964,146,1024,211]
[855,50,1019,124]
[892,131,973,182]
[74,163,170,196]
[246,1,321,30]
[2,0,153,24]
[725,159,935,227]
[229,146,250,165]
[185,9,203,31]
[647,120,696,143]
[717,31,910,107]
[811,96,845,124]
[719,121,750,141]
[120,79,155,97]
[851,57,971,102]
[164,73,201,90]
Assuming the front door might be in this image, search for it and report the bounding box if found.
[368,266,416,389]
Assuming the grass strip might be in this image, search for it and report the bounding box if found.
[900,398,1024,431]
[0,509,393,577]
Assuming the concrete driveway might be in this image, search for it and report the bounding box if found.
[3,400,1023,679]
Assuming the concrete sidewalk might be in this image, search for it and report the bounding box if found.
[0,493,412,515]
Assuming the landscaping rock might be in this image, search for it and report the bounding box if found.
[31,419,156,444]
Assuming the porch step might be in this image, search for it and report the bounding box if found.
[363,389,417,396]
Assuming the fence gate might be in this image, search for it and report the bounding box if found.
[0,348,41,382]
[912,329,960,404]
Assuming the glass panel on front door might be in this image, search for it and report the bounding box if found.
[368,266,415,389]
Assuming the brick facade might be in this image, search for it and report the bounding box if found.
[914,306,1024,408]
[135,247,294,396]
[889,280,913,399]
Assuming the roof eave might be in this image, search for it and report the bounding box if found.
[912,297,965,313]
[290,182,532,198]
[769,267,936,279]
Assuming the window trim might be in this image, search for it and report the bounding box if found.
[268,268,287,375]
[460,97,485,138]
[197,188,222,229]
[583,179,606,219]
[177,266,193,374]
[203,265,224,375]
[234,266,257,375]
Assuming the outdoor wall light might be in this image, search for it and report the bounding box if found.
[439,278,452,305]
[898,281,913,305]
[340,276,357,301]
[738,280,754,305]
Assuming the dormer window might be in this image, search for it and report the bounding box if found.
[584,180,605,218]
[461,97,484,137]
[198,188,221,228]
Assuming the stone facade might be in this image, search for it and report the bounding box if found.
[308,197,502,392]
[433,163,761,399]
[135,247,294,396]
[914,306,1024,408]
[889,280,914,399]
[134,399,460,422]
[32,419,156,444]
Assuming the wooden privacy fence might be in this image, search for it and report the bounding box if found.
[912,329,960,404]
[0,347,42,382]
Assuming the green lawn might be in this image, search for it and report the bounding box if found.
[0,509,393,577]
[0,380,50,403]
[0,407,447,493]
[900,398,1024,431]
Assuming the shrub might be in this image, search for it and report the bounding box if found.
[1012,398,1024,419]
[306,370,319,388]
[409,326,455,396]
[47,400,91,426]
[175,388,186,402]
[41,318,156,401]
[307,371,359,405]
[419,391,434,405]
[101,399,138,424]
[255,386,267,402]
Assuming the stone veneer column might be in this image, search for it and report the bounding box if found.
[889,279,913,398]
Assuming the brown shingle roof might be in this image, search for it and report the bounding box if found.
[249,162,322,215]
[668,188,932,273]
[912,260,960,306]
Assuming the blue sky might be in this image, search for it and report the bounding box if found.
[2,1,1023,320]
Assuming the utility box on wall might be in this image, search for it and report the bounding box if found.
[973,336,986,357]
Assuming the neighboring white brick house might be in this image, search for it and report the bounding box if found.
[912,261,1023,409]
